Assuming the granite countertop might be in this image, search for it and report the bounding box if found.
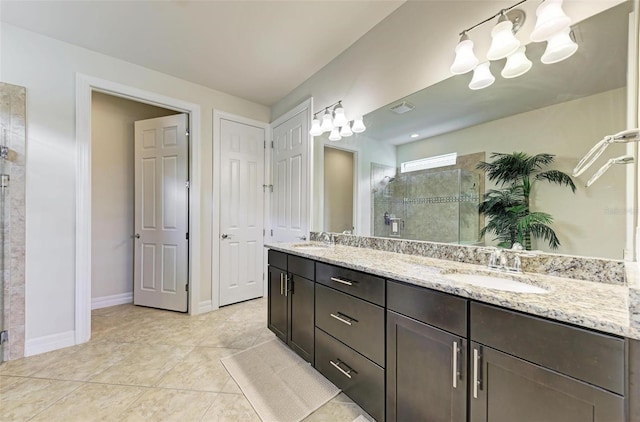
[266,241,637,340]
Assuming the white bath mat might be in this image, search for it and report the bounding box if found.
[221,338,340,422]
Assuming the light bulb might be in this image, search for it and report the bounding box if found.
[469,62,495,90]
[340,123,353,137]
[328,127,342,141]
[487,15,520,61]
[309,117,322,136]
[530,0,571,42]
[541,28,578,64]
[333,103,348,127]
[501,46,532,79]
[320,109,334,133]
[450,33,479,75]
[352,118,366,133]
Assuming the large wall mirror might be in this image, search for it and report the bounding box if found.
[313,0,636,260]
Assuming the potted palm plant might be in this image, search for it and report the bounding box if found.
[477,152,576,250]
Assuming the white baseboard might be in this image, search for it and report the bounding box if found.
[199,300,213,314]
[91,292,133,310]
[25,330,76,357]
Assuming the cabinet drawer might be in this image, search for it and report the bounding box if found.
[268,249,287,270]
[315,284,385,366]
[316,262,385,305]
[315,328,384,422]
[288,255,314,280]
[387,280,467,337]
[471,302,625,395]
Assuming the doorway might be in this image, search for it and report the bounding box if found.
[323,146,355,233]
[77,74,203,344]
[91,93,185,314]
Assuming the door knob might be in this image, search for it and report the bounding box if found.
[221,234,232,239]
[134,233,140,239]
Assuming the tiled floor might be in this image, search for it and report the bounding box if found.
[0,298,373,421]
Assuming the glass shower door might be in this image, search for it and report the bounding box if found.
[0,130,7,363]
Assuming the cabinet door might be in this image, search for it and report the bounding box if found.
[288,274,314,364]
[469,342,624,422]
[267,266,287,341]
[387,311,467,422]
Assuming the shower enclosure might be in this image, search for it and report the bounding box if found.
[372,167,481,244]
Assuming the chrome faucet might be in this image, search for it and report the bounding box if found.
[487,248,522,273]
[318,232,335,246]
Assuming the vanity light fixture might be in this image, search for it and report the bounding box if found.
[451,0,577,90]
[469,62,495,90]
[309,100,366,138]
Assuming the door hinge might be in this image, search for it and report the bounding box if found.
[262,184,273,193]
[185,283,189,292]
[185,180,190,189]
[0,330,8,345]
[263,229,265,237]
[271,141,274,149]
[186,130,190,137]
[186,232,189,240]
[270,229,273,236]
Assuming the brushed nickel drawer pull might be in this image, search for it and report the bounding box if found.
[453,341,458,389]
[331,277,354,286]
[473,348,480,399]
[330,312,356,326]
[280,273,284,295]
[330,359,355,379]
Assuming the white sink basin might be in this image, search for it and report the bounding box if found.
[291,243,330,251]
[445,273,548,294]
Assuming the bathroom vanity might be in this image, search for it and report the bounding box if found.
[266,241,639,422]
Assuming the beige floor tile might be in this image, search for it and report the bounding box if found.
[0,346,77,377]
[0,375,24,390]
[156,347,240,392]
[198,320,265,349]
[200,393,261,422]
[28,383,147,422]
[0,377,80,421]
[31,341,133,381]
[118,387,217,422]
[89,343,193,386]
[220,377,243,394]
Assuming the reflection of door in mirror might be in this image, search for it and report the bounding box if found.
[323,146,354,233]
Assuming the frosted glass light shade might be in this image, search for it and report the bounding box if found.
[333,105,348,127]
[541,29,578,64]
[530,0,571,42]
[501,46,532,78]
[487,20,520,61]
[340,123,353,137]
[352,118,366,133]
[450,38,479,75]
[469,62,495,90]
[328,127,342,141]
[309,118,322,136]
[320,110,334,133]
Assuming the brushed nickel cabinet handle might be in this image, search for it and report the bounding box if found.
[284,275,288,297]
[453,341,458,389]
[473,348,480,399]
[331,277,354,286]
[280,273,284,296]
[330,359,355,379]
[330,312,356,326]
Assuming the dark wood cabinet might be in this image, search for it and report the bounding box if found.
[267,250,314,364]
[387,310,467,422]
[469,342,624,422]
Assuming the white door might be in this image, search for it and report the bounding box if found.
[133,114,188,312]
[272,110,309,242]
[219,119,265,306]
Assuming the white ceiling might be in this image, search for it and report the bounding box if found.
[0,0,404,106]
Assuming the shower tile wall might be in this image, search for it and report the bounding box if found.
[372,166,480,245]
[0,82,27,360]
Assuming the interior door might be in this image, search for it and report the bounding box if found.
[219,118,265,306]
[133,114,189,312]
[272,110,309,242]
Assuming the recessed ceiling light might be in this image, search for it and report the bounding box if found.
[410,133,420,138]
